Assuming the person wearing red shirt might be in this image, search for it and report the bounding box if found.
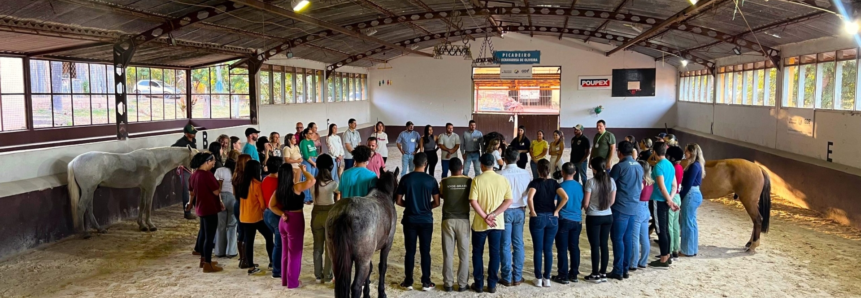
[367,137,386,177]
[187,152,224,272]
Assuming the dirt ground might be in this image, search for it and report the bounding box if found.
[2,151,860,298]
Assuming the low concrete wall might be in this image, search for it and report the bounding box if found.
[673,128,861,230]
[0,171,182,259]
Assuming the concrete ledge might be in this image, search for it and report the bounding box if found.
[673,127,861,230]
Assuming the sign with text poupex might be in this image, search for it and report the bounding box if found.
[578,76,612,90]
[494,51,541,64]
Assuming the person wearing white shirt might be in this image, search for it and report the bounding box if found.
[372,121,389,163]
[438,123,461,178]
[344,118,362,169]
[497,147,532,286]
[327,123,345,183]
[213,158,238,258]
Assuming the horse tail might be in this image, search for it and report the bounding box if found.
[331,215,353,298]
[759,168,772,233]
[68,160,82,231]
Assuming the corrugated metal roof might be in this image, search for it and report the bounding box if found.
[0,0,852,69]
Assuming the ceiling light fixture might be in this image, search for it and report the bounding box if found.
[292,0,310,12]
[286,50,294,58]
[844,20,860,35]
[364,28,378,36]
[681,59,688,67]
[732,46,742,55]
[689,0,699,4]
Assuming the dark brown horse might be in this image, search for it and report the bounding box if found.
[701,159,772,252]
[326,168,400,298]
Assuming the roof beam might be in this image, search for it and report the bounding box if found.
[523,0,534,37]
[230,0,433,59]
[605,0,724,56]
[584,0,627,43]
[407,0,476,40]
[559,0,578,40]
[683,11,826,54]
[329,26,715,73]
[352,0,432,35]
[305,44,388,64]
[471,0,502,31]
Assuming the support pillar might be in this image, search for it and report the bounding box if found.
[246,54,264,124]
[113,36,137,140]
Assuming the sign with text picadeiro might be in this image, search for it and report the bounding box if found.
[494,51,541,64]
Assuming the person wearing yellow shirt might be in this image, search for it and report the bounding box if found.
[529,130,549,180]
[468,154,513,293]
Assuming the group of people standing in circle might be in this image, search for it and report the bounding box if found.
[172,117,707,293]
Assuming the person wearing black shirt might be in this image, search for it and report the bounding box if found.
[511,126,530,169]
[569,124,591,185]
[527,159,569,287]
[173,124,198,220]
[396,152,441,291]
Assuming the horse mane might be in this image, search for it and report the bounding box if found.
[372,168,400,202]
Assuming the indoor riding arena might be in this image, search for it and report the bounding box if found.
[2,0,861,297]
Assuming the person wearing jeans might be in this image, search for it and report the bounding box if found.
[526,159,567,287]
[631,160,654,270]
[552,162,584,284]
[437,123,460,178]
[469,154,513,293]
[396,153,440,291]
[607,141,644,280]
[396,121,421,177]
[568,124,590,185]
[497,147,531,286]
[268,163,315,288]
[343,118,361,170]
[461,120,483,176]
[680,143,705,257]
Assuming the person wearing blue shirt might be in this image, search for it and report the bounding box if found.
[648,142,680,268]
[607,141,644,280]
[680,144,705,257]
[461,120,484,176]
[550,162,584,284]
[339,146,379,199]
[242,127,261,162]
[396,121,421,177]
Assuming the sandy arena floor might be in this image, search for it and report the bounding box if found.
[1,150,860,298]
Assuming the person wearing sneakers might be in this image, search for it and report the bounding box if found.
[439,158,472,292]
[648,142,680,269]
[551,162,584,285]
[526,159,568,288]
[583,157,616,283]
[469,154,514,294]
[396,152,441,292]
[187,152,224,273]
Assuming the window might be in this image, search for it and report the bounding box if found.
[473,66,561,114]
[784,49,861,111]
[678,69,712,103]
[711,61,775,106]
[30,59,118,128]
[0,57,26,131]
[190,63,249,119]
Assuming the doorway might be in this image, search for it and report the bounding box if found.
[471,66,561,143]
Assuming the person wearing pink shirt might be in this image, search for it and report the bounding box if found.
[367,137,386,177]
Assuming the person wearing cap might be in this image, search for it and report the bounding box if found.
[461,120,484,176]
[593,120,616,171]
[469,153,513,294]
[243,128,261,162]
[396,121,421,177]
[569,124,590,185]
[173,124,198,220]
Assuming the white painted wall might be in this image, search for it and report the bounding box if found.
[369,33,678,128]
[0,125,253,196]
[258,100,370,136]
[676,35,861,170]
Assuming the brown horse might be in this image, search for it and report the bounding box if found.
[700,159,772,252]
[326,167,400,298]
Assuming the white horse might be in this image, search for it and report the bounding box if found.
[67,146,198,237]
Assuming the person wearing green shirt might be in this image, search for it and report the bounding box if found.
[593,120,616,171]
[300,129,318,203]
